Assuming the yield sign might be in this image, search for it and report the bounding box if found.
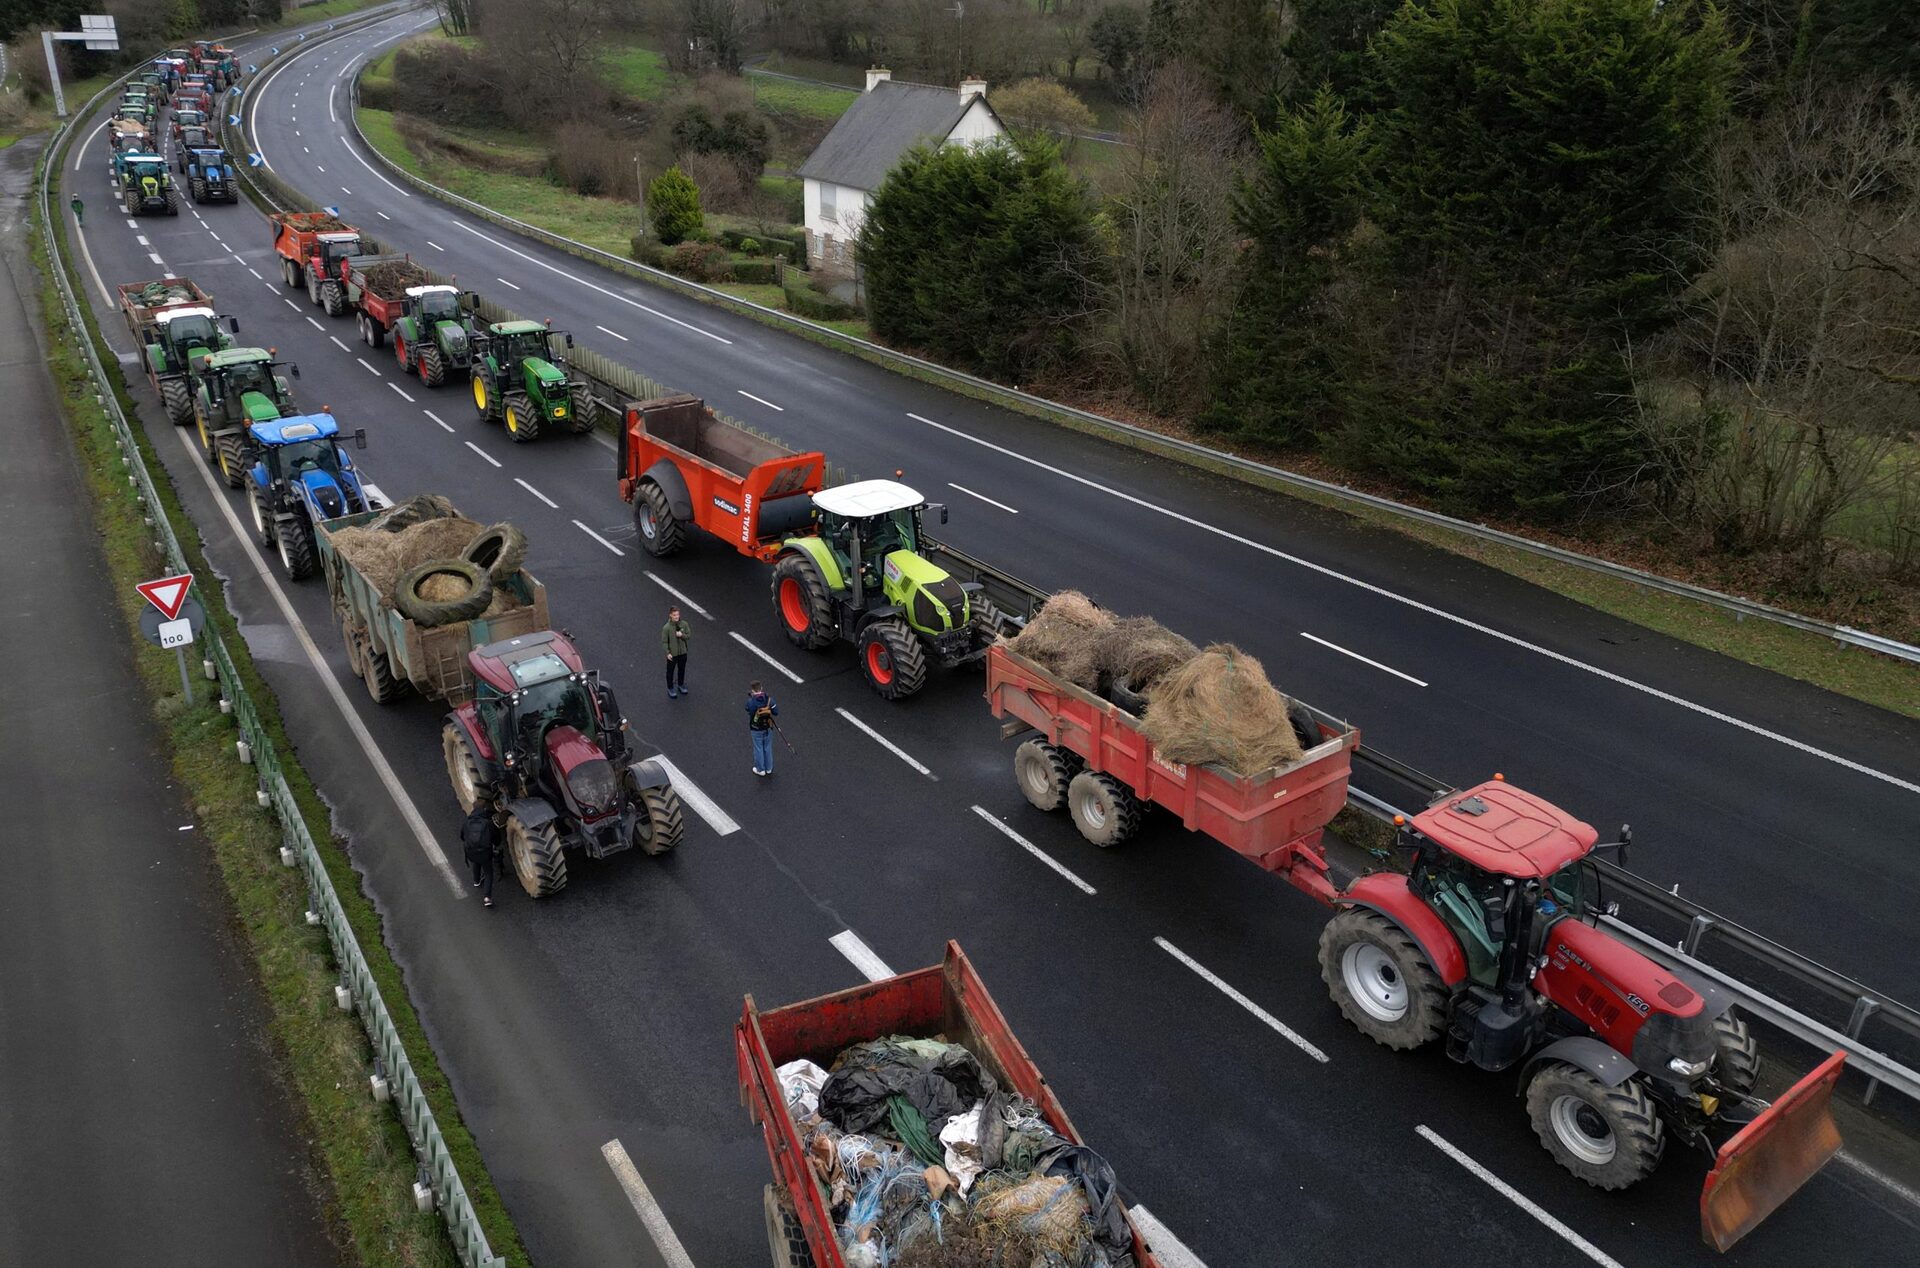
[136,573,194,621]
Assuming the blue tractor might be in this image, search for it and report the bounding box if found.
[245,414,377,580]
[184,147,237,204]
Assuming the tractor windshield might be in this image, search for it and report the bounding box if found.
[417,291,460,321]
[130,160,166,179]
[274,438,342,478]
[166,314,217,348]
[500,331,551,364]
[858,509,920,558]
[1547,861,1595,918]
[221,360,271,394]
[513,678,597,745]
[319,239,362,267]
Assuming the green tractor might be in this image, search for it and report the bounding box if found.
[467,318,593,443]
[770,480,1033,699]
[194,347,301,488]
[114,152,179,217]
[389,284,472,387]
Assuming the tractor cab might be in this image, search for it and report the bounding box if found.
[201,347,296,424]
[404,284,463,325]
[247,414,370,523]
[809,480,963,628]
[149,305,233,369]
[177,126,211,156]
[313,230,365,274]
[171,108,208,139]
[466,632,628,808]
[486,320,568,375]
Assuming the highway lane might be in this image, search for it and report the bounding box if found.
[248,10,1920,995]
[58,35,1920,1268]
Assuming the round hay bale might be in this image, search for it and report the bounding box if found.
[389,515,484,572]
[1095,616,1198,690]
[418,572,471,603]
[1006,590,1112,688]
[1142,643,1303,776]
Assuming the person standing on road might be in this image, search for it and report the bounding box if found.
[69,195,84,226]
[746,680,779,776]
[461,803,501,908]
[662,605,691,698]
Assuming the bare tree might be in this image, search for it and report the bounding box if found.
[428,0,479,37]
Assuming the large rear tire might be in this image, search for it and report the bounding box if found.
[1526,1064,1666,1190]
[633,481,685,557]
[419,343,447,387]
[858,619,927,700]
[1318,908,1446,1050]
[506,812,568,898]
[1015,739,1075,812]
[1066,770,1140,846]
[503,394,541,443]
[443,722,486,814]
[216,434,248,489]
[160,377,193,425]
[771,553,835,651]
[1712,1011,1761,1098]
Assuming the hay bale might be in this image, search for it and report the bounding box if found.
[327,526,405,597]
[389,515,484,572]
[1096,616,1198,691]
[1142,643,1303,776]
[1006,590,1112,688]
[418,571,471,603]
[480,588,520,617]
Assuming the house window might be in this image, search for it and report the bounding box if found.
[820,183,838,224]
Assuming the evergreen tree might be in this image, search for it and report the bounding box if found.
[647,166,704,245]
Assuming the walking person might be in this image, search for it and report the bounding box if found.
[661,604,691,698]
[460,802,500,908]
[746,680,779,776]
[69,195,84,226]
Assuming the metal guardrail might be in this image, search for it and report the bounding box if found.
[316,61,1920,667]
[39,24,506,1268]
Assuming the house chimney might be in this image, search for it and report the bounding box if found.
[959,77,987,106]
[865,66,891,92]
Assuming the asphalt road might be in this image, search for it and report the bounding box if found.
[48,11,1920,1267]
[0,135,337,1268]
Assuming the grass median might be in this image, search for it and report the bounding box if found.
[35,155,529,1268]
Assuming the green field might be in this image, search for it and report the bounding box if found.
[750,72,858,121]
[603,43,669,101]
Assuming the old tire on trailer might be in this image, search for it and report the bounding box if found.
[1526,1064,1666,1190]
[216,434,248,488]
[771,553,835,651]
[1015,739,1076,812]
[566,384,597,433]
[1286,699,1321,753]
[362,644,403,703]
[1067,770,1140,847]
[1712,1012,1761,1097]
[160,377,194,425]
[503,394,541,443]
[857,619,927,700]
[633,481,685,557]
[629,780,685,856]
[418,343,447,387]
[276,517,316,581]
[321,280,348,318]
[763,1183,811,1268]
[443,722,486,814]
[506,812,568,898]
[248,485,277,547]
[393,559,493,627]
[1318,908,1446,1050]
[462,522,528,583]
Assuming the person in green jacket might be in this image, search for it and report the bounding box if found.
[661,605,691,698]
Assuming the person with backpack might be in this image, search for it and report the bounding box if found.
[745,680,779,776]
[460,803,501,908]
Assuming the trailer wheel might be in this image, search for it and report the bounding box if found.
[282,256,302,288]
[248,485,276,547]
[321,280,348,318]
[418,343,447,388]
[1712,1012,1760,1098]
[216,434,248,489]
[633,481,685,557]
[1067,770,1140,847]
[503,394,541,443]
[1318,909,1446,1050]
[1526,1064,1666,1190]
[341,614,366,678]
[763,1183,812,1268]
[1015,739,1075,812]
[443,722,485,814]
[630,782,685,856]
[771,553,836,650]
[859,619,927,700]
[160,377,194,425]
[362,646,403,704]
[393,559,493,627]
[276,517,316,581]
[365,314,385,348]
[506,813,568,898]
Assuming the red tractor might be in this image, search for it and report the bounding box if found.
[441,630,686,898]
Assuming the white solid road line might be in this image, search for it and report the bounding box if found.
[1416,1126,1623,1268]
[737,389,784,411]
[355,355,380,375]
[1153,937,1328,1063]
[600,1140,697,1268]
[1835,1150,1920,1212]
[514,477,558,508]
[463,440,501,468]
[947,482,1017,514]
[648,755,738,836]
[970,806,1095,895]
[835,708,934,778]
[165,427,467,896]
[830,930,896,982]
[574,519,625,555]
[423,409,455,433]
[904,412,1920,798]
[595,324,629,341]
[387,382,414,402]
[645,571,712,620]
[1126,1206,1209,1268]
[729,631,804,684]
[1300,632,1428,687]
[495,277,520,290]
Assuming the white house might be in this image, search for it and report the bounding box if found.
[798,69,1007,277]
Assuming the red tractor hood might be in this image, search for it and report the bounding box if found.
[543,725,602,778]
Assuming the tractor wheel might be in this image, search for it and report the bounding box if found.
[472,373,500,422]
[124,189,139,216]
[1067,770,1141,846]
[633,482,685,557]
[394,337,412,375]
[276,516,316,581]
[763,1184,811,1268]
[503,394,541,443]
[629,780,685,856]
[418,343,447,387]
[160,378,193,426]
[306,272,322,307]
[190,176,206,202]
[341,613,366,678]
[248,485,276,547]
[1712,1012,1761,1098]
[462,522,527,583]
[1015,739,1076,812]
[443,722,486,815]
[771,553,835,651]
[1318,908,1446,1050]
[858,619,927,699]
[163,188,178,216]
[321,280,348,318]
[566,384,597,433]
[505,813,568,899]
[195,408,217,462]
[216,434,248,489]
[393,560,493,627]
[1526,1065,1666,1190]
[281,256,302,288]
[361,645,403,704]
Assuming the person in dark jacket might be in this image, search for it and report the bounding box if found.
[661,605,691,698]
[745,680,779,776]
[461,803,501,907]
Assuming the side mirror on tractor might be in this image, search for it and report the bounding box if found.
[565,333,575,349]
[354,428,368,451]
[228,316,241,334]
[290,362,301,378]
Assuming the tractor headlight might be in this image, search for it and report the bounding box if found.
[1669,1055,1710,1079]
[552,406,565,418]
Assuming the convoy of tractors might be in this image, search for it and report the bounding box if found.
[95,32,1860,1262]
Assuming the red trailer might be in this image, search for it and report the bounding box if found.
[737,941,1164,1268]
[269,210,366,316]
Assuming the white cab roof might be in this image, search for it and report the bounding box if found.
[154,306,214,324]
[404,284,457,298]
[812,479,924,517]
[317,231,359,242]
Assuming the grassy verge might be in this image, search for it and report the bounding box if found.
[603,42,668,101]
[749,72,857,121]
[36,153,530,1266]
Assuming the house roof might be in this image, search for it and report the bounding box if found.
[798,80,996,193]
